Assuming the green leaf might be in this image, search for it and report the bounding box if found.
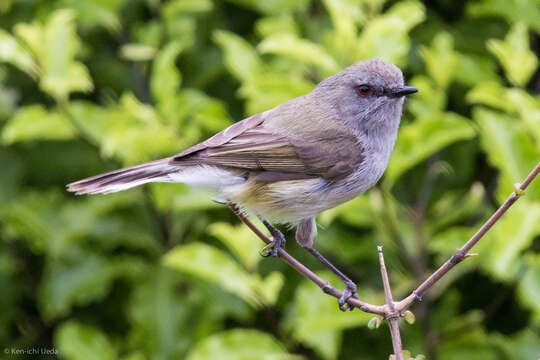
[487,23,538,87]
[466,81,515,113]
[162,0,213,16]
[255,15,299,38]
[13,22,43,61]
[99,93,183,164]
[2,105,75,144]
[39,9,94,101]
[437,329,498,360]
[467,0,540,32]
[56,0,122,32]
[208,222,261,271]
[322,0,362,65]
[173,88,232,131]
[164,242,260,306]
[38,252,145,320]
[119,43,157,61]
[429,183,485,232]
[497,329,540,360]
[477,201,540,280]
[214,30,262,82]
[385,112,475,187]
[258,34,339,74]
[66,100,108,144]
[318,194,372,228]
[186,329,298,360]
[0,0,12,13]
[151,41,184,117]
[505,89,540,144]
[285,271,375,359]
[0,29,39,78]
[8,10,94,100]
[407,76,446,117]
[357,0,425,66]
[240,73,314,114]
[453,54,498,86]
[224,0,311,14]
[468,84,540,144]
[474,108,540,201]
[56,321,117,360]
[254,271,285,306]
[127,267,187,359]
[420,32,458,89]
[517,255,540,323]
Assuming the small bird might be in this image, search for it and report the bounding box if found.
[68,58,417,310]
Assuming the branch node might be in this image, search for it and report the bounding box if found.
[513,183,526,196]
[449,249,466,265]
[384,310,401,321]
[321,282,333,295]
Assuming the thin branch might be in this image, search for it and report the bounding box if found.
[227,203,387,315]
[378,246,403,360]
[226,161,540,357]
[395,161,540,311]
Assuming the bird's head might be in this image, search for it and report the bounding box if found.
[314,58,417,133]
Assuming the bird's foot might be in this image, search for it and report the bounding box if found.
[338,280,358,312]
[260,228,286,257]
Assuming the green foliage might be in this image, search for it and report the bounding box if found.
[487,22,538,87]
[186,328,300,360]
[2,105,75,144]
[0,1,539,359]
[56,321,117,360]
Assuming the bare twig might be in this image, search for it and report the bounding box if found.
[226,161,540,357]
[395,161,540,312]
[378,246,403,360]
[227,203,387,315]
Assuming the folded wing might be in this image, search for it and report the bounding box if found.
[172,126,365,182]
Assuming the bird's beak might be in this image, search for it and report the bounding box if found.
[391,86,418,97]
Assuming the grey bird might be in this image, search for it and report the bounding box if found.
[67,58,418,310]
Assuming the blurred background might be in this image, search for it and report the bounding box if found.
[0,0,539,359]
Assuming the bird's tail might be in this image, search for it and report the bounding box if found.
[67,158,178,195]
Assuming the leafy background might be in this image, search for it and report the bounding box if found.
[0,0,539,359]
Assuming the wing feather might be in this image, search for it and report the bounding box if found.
[171,122,364,181]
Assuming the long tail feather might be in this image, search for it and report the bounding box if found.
[67,158,178,195]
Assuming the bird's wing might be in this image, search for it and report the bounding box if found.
[171,124,365,182]
[174,113,266,158]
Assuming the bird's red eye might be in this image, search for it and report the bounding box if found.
[357,85,371,96]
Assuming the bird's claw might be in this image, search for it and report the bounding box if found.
[338,282,358,311]
[260,235,285,257]
[260,240,275,257]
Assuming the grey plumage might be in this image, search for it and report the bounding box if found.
[67,57,416,245]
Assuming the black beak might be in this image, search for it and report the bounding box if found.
[391,86,418,97]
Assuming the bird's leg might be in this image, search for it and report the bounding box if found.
[304,246,358,311]
[259,219,286,258]
[297,218,357,311]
